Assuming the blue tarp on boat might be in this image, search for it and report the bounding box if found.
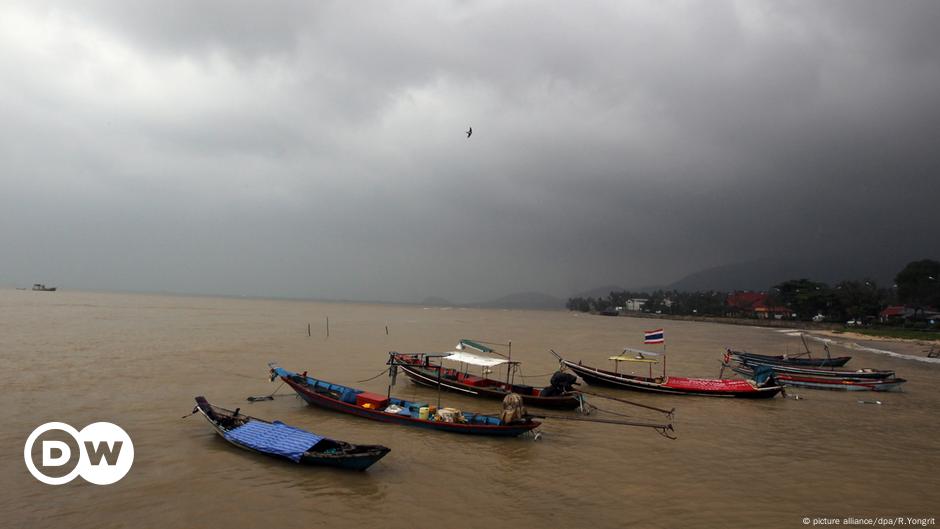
[751,365,776,385]
[224,421,324,462]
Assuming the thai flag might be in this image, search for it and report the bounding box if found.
[644,328,665,344]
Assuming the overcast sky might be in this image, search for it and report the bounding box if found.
[2,1,938,302]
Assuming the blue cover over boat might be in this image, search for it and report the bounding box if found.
[223,420,324,462]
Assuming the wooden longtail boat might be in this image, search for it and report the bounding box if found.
[191,396,390,470]
[773,374,906,392]
[728,354,895,380]
[553,350,783,398]
[728,350,851,367]
[271,365,540,437]
[729,366,906,392]
[389,340,582,409]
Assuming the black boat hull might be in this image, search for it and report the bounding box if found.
[730,351,851,367]
[397,362,582,410]
[735,360,894,379]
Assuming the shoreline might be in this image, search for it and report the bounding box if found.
[812,329,940,346]
[613,312,940,361]
[801,330,940,364]
[614,311,843,330]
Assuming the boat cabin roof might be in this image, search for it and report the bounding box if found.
[608,355,659,363]
[609,348,661,363]
[444,351,513,368]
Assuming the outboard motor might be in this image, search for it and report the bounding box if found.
[750,365,777,387]
[541,371,578,397]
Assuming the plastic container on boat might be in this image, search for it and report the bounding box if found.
[356,392,389,409]
[418,406,429,420]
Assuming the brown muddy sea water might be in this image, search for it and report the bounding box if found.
[1,290,937,529]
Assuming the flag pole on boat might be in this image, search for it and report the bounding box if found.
[506,340,512,387]
[644,328,666,378]
[436,361,442,408]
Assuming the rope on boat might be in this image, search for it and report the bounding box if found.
[356,367,393,383]
[528,413,676,439]
[515,370,559,379]
[583,402,634,420]
[576,389,675,418]
[582,402,679,433]
[246,381,289,402]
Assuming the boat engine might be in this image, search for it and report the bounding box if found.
[541,371,578,397]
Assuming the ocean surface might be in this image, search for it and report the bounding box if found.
[1,289,937,529]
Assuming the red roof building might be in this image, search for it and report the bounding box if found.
[726,292,792,319]
[879,305,909,320]
[877,305,938,322]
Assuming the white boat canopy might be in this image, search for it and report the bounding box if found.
[443,351,512,368]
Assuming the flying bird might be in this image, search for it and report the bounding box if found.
[465,126,472,138]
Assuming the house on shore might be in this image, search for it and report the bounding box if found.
[879,305,940,325]
[624,298,648,312]
[726,291,792,319]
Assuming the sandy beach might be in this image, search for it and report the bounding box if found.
[807,330,939,361]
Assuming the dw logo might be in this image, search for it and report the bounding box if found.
[24,422,134,485]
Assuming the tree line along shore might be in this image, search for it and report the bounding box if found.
[566,259,940,340]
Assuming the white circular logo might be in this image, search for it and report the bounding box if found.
[24,422,134,485]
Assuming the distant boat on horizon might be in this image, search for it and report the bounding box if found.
[32,283,57,291]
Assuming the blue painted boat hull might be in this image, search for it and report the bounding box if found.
[274,366,540,437]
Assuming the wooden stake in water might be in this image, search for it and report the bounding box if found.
[326,317,330,337]
[307,323,311,337]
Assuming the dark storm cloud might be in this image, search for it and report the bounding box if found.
[1,1,938,302]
